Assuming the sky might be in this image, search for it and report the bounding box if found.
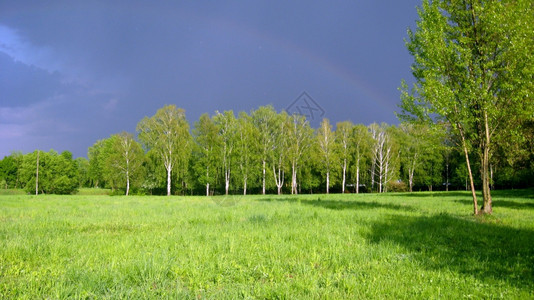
[0,1,421,159]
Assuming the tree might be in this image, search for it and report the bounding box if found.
[287,113,313,194]
[351,124,372,193]
[106,132,145,195]
[88,139,107,188]
[336,121,352,193]
[0,152,22,189]
[236,111,260,195]
[75,157,90,188]
[137,105,191,196]
[316,118,337,194]
[400,0,534,214]
[271,111,288,195]
[213,110,237,195]
[251,106,277,195]
[192,113,221,196]
[369,123,396,193]
[398,123,443,192]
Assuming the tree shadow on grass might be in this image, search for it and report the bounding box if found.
[366,213,534,288]
[453,199,534,210]
[258,197,415,212]
[386,191,474,198]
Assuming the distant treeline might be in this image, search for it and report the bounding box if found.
[1,105,533,195]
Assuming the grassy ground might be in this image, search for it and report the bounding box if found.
[0,191,533,299]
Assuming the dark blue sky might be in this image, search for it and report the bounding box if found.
[0,1,421,158]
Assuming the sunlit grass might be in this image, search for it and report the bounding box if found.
[0,190,533,298]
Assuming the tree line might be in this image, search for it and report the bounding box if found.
[1,104,532,196]
[1,0,532,217]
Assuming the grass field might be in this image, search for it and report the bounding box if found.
[1,190,533,299]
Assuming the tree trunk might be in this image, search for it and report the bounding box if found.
[225,170,230,196]
[35,150,39,196]
[356,157,360,194]
[460,131,478,214]
[342,159,346,193]
[262,160,266,195]
[446,160,449,192]
[291,162,298,195]
[243,177,247,195]
[409,153,416,193]
[273,166,283,195]
[126,171,130,196]
[206,166,210,196]
[326,171,330,194]
[166,166,172,196]
[480,112,492,214]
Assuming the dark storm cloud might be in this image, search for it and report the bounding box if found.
[0,1,420,158]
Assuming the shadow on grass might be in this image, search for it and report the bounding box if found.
[386,191,474,198]
[367,213,534,288]
[258,197,415,212]
[452,199,534,210]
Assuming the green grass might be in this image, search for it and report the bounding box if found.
[76,188,112,196]
[0,189,25,196]
[1,191,533,299]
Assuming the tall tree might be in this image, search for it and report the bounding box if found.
[271,111,288,195]
[88,139,108,188]
[369,123,395,193]
[336,121,353,193]
[192,113,221,196]
[316,118,337,194]
[351,124,372,193]
[400,0,534,214]
[287,114,313,194]
[137,105,191,196]
[213,110,237,195]
[236,111,259,195]
[251,106,277,195]
[106,132,145,195]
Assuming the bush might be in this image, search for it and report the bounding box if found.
[387,180,408,193]
[52,175,78,195]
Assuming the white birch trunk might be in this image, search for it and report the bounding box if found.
[342,158,346,193]
[326,171,330,194]
[262,160,266,195]
[35,150,39,195]
[166,165,172,196]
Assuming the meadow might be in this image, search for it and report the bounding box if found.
[0,190,533,299]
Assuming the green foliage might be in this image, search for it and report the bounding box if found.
[400,0,534,212]
[1,191,533,298]
[0,152,23,189]
[137,105,191,196]
[19,150,78,195]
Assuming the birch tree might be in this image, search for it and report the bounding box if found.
[317,118,337,194]
[251,106,277,195]
[287,113,313,194]
[369,123,394,193]
[213,110,237,195]
[236,111,260,195]
[106,132,144,195]
[336,121,352,193]
[137,105,190,196]
[351,124,372,193]
[192,113,221,196]
[271,111,288,195]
